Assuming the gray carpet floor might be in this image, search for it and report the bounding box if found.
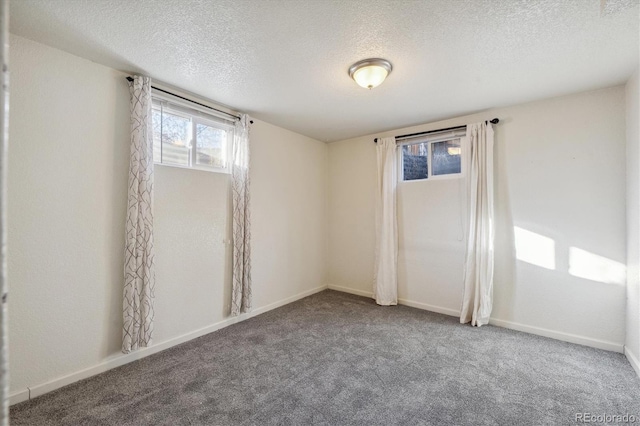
[10,290,640,425]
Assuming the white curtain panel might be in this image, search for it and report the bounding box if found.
[231,114,252,316]
[373,137,398,306]
[460,122,495,326]
[122,76,156,353]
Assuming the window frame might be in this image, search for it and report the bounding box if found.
[151,96,235,175]
[398,130,465,182]
[191,116,234,173]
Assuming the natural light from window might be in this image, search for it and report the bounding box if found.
[568,247,626,285]
[514,226,556,270]
[151,99,233,173]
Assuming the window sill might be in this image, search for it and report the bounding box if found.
[153,162,230,175]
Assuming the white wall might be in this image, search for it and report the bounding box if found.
[8,35,327,401]
[328,86,627,351]
[626,67,640,376]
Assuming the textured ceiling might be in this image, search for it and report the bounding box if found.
[9,0,640,142]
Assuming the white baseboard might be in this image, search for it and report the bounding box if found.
[397,298,460,317]
[10,284,328,406]
[327,284,459,317]
[327,284,624,353]
[327,284,373,298]
[488,318,624,353]
[9,389,29,405]
[247,284,327,317]
[625,347,640,378]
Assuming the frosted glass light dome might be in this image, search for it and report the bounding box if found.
[349,59,392,89]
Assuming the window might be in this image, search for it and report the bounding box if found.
[152,99,233,173]
[400,132,463,181]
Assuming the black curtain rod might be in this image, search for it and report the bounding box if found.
[374,118,499,143]
[126,77,252,124]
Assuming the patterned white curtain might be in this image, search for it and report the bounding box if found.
[373,137,398,306]
[122,76,156,353]
[460,122,495,326]
[231,115,252,316]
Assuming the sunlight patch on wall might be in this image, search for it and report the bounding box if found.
[569,247,626,285]
[514,226,556,270]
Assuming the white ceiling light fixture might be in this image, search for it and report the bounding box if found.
[348,58,392,89]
